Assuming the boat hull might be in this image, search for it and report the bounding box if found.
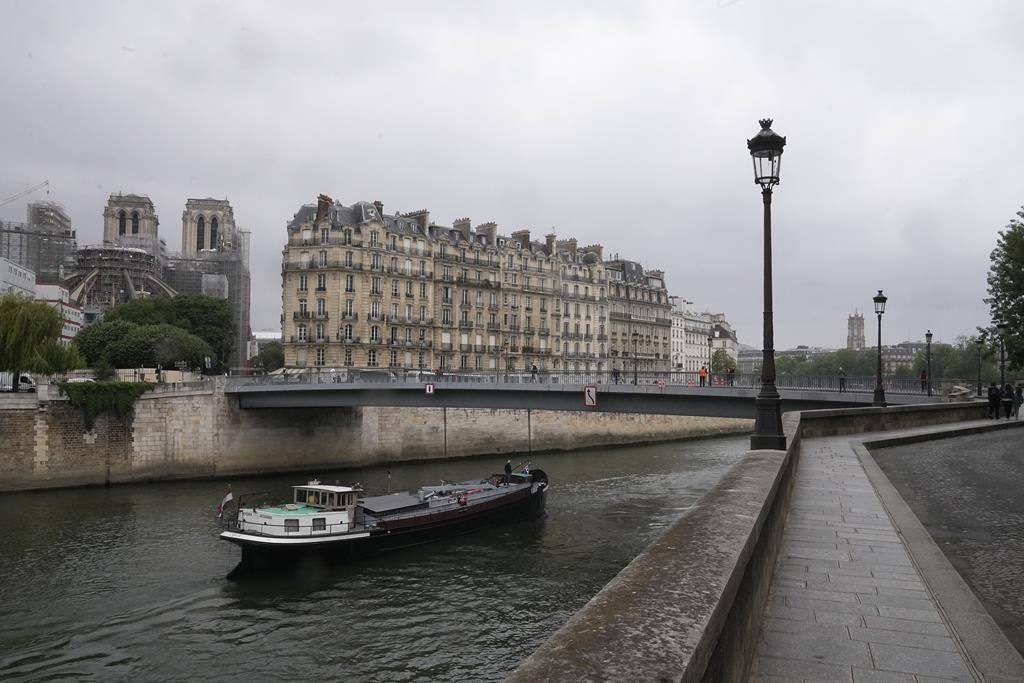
[223,485,546,571]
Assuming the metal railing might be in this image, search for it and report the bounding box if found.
[226,368,983,394]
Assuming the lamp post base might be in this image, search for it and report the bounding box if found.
[751,392,786,451]
[872,388,887,407]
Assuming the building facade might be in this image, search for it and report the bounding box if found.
[280,196,667,376]
[35,282,83,346]
[1,256,35,297]
[669,297,714,373]
[709,313,740,367]
[604,257,672,378]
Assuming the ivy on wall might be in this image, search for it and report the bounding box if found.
[59,382,154,430]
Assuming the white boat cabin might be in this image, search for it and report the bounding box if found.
[235,480,361,538]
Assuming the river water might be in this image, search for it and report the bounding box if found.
[0,436,747,682]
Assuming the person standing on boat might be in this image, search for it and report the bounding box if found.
[523,460,530,475]
[504,459,512,486]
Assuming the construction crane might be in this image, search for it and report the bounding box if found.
[0,180,50,207]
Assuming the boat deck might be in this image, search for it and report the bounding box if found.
[361,492,423,514]
[258,503,319,515]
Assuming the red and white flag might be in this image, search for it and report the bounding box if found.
[216,488,233,518]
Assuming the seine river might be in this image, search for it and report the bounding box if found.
[0,435,747,682]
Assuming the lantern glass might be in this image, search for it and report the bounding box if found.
[925,330,933,343]
[873,290,887,315]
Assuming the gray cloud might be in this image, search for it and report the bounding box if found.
[2,0,1019,349]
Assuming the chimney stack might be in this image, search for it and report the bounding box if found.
[372,200,384,217]
[511,229,530,247]
[453,217,472,241]
[316,194,332,222]
[545,233,556,254]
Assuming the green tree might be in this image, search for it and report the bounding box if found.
[107,324,213,369]
[0,294,81,388]
[105,294,235,368]
[73,319,138,365]
[986,206,1024,370]
[711,349,735,372]
[255,341,284,372]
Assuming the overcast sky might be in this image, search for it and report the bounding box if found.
[2,1,1019,350]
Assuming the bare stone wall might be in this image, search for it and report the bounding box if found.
[0,385,752,491]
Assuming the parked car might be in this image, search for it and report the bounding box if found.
[0,372,36,392]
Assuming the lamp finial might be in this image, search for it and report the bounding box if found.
[759,118,773,130]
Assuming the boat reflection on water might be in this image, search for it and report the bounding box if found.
[220,462,548,575]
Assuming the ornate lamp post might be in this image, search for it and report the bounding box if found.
[872,290,887,407]
[631,330,640,385]
[747,118,787,450]
[996,321,1008,386]
[975,335,984,397]
[925,330,932,396]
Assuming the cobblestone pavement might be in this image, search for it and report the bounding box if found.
[751,433,978,682]
[873,428,1024,656]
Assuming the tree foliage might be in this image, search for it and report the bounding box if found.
[77,321,213,369]
[986,206,1024,370]
[254,342,284,372]
[104,294,235,367]
[0,294,81,384]
[711,349,736,372]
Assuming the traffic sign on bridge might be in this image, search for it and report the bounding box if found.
[583,385,598,407]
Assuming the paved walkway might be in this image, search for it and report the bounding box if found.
[751,421,1019,682]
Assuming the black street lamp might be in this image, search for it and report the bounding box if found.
[872,290,887,407]
[975,335,984,397]
[996,321,1008,386]
[708,332,714,383]
[747,118,787,450]
[925,330,932,397]
[631,330,640,385]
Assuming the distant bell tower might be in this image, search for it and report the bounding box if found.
[847,311,865,350]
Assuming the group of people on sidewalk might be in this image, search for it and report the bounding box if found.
[987,381,1023,419]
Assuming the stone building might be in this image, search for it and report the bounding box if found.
[669,297,714,373]
[280,195,655,376]
[1,256,35,297]
[602,256,672,378]
[847,311,865,350]
[165,198,252,368]
[35,282,83,346]
[709,313,740,366]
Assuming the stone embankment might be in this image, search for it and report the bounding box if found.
[0,379,751,491]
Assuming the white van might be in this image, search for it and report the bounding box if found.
[0,372,36,392]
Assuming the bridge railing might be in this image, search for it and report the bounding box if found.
[226,368,979,396]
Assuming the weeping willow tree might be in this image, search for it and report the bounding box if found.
[0,294,82,388]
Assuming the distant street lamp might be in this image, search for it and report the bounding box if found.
[925,330,933,397]
[872,290,888,407]
[631,330,640,385]
[708,331,714,377]
[975,335,984,397]
[747,118,787,450]
[996,321,1008,386]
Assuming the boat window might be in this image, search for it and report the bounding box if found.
[284,519,299,533]
[312,518,326,532]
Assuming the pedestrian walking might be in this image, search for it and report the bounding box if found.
[920,370,927,393]
[1002,383,1014,419]
[987,381,1001,418]
[699,365,707,387]
[1015,385,1023,419]
[531,364,538,383]
[727,367,735,386]
[838,367,847,393]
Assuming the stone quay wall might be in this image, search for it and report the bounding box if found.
[0,381,752,491]
[507,402,989,683]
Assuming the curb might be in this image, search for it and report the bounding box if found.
[855,421,1024,680]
